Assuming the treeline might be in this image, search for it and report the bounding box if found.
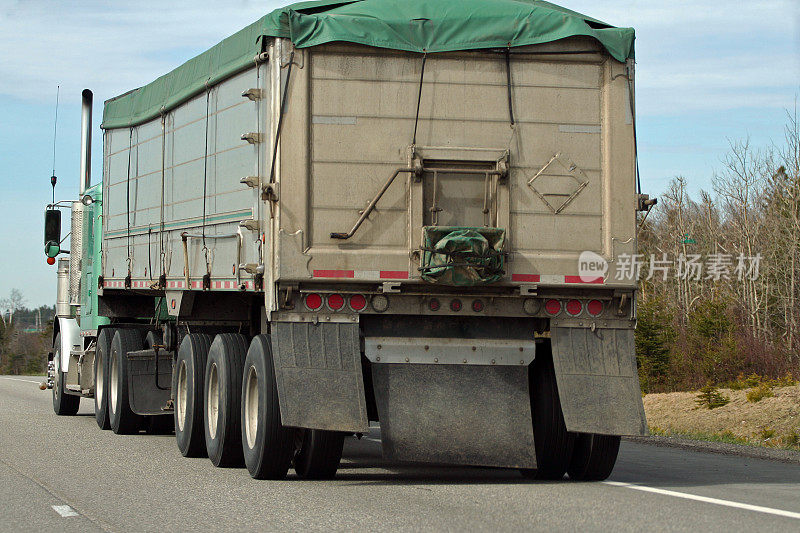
[0,295,54,375]
[636,110,800,391]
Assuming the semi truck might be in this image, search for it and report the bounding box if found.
[42,0,649,481]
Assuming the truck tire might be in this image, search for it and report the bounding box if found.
[109,329,144,434]
[93,328,116,429]
[142,330,173,434]
[204,333,247,467]
[52,333,80,416]
[174,333,213,457]
[241,335,295,480]
[294,430,345,479]
[521,344,574,480]
[567,433,621,481]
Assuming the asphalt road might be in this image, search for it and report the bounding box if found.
[2,375,799,532]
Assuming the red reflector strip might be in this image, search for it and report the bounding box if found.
[512,274,540,282]
[564,275,604,284]
[312,270,355,278]
[379,270,409,279]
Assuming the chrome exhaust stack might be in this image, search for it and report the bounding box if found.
[79,89,93,195]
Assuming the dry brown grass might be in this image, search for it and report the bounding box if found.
[643,384,800,449]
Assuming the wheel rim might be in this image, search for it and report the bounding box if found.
[96,351,104,405]
[176,360,188,432]
[110,349,118,415]
[207,362,219,439]
[244,366,259,449]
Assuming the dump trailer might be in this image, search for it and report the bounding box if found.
[43,0,650,480]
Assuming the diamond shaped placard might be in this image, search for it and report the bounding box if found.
[527,153,589,214]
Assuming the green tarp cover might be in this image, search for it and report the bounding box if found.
[420,226,506,286]
[102,0,634,129]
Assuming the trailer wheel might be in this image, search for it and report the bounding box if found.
[52,333,80,416]
[204,333,247,467]
[93,328,116,429]
[520,343,574,480]
[142,331,173,434]
[567,433,621,481]
[174,333,213,457]
[109,329,144,434]
[294,430,345,479]
[241,335,295,480]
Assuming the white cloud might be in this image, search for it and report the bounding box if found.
[0,1,282,104]
[568,0,800,115]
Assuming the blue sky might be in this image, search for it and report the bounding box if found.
[0,0,798,307]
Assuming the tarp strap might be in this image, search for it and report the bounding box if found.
[625,63,641,195]
[201,87,211,274]
[126,127,133,277]
[505,47,515,127]
[159,114,166,276]
[269,50,295,185]
[412,52,427,146]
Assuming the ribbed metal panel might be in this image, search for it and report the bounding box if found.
[69,201,84,306]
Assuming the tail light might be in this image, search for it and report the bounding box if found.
[305,293,323,311]
[349,294,367,311]
[587,299,603,316]
[450,299,462,312]
[544,299,561,316]
[523,298,540,315]
[565,299,583,316]
[429,298,441,311]
[472,299,484,312]
[371,294,389,312]
[327,294,345,311]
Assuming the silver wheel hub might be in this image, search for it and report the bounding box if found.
[96,352,104,405]
[207,363,219,439]
[244,367,259,449]
[176,360,188,432]
[110,349,118,414]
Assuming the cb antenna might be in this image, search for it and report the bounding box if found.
[50,85,59,205]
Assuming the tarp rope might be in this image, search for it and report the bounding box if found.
[505,47,515,127]
[268,50,295,185]
[412,52,427,146]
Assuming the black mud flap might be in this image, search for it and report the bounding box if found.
[271,322,369,433]
[371,363,536,468]
[550,325,648,436]
[127,349,173,416]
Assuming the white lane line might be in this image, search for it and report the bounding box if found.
[0,377,42,384]
[604,481,800,520]
[51,505,79,518]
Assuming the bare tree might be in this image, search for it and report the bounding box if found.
[0,289,26,327]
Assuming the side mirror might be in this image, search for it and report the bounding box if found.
[44,209,61,255]
[45,241,60,258]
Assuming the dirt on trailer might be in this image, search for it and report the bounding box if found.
[643,384,800,449]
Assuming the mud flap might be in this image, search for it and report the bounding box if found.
[371,364,536,468]
[271,322,369,433]
[127,349,172,415]
[550,325,647,436]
